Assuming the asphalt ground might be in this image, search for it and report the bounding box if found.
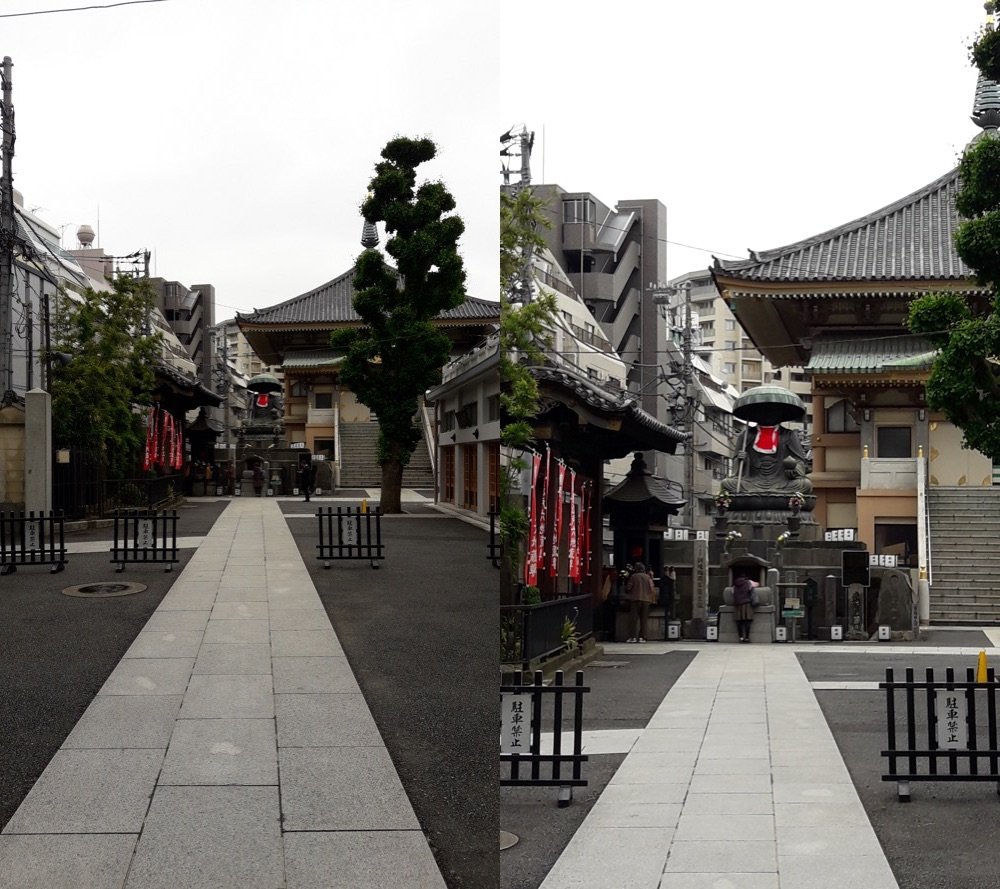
[500,650,696,889]
[280,501,495,889]
[500,632,1000,889]
[800,645,1000,889]
[0,499,229,830]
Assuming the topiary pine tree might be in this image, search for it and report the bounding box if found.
[907,14,1000,460]
[333,136,467,513]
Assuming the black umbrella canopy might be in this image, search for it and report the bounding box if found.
[247,373,282,394]
[732,385,806,425]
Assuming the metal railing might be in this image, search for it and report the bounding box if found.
[0,511,67,575]
[500,594,592,671]
[111,509,179,573]
[488,511,501,568]
[500,669,589,806]
[881,666,1000,801]
[103,474,182,518]
[316,506,384,569]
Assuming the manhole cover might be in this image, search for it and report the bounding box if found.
[62,582,147,598]
[500,830,519,851]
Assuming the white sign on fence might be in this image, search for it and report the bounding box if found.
[25,520,40,551]
[500,692,531,753]
[935,690,968,749]
[137,519,155,549]
[341,517,359,546]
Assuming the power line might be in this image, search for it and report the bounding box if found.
[0,0,168,18]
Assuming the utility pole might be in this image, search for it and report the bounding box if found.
[0,56,15,402]
[681,281,696,530]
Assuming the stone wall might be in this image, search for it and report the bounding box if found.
[0,407,25,510]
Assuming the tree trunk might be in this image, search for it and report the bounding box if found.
[380,459,404,514]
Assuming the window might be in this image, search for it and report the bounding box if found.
[724,319,737,331]
[442,410,455,432]
[313,391,333,410]
[725,340,737,351]
[723,362,737,374]
[487,394,500,422]
[290,381,307,398]
[456,402,478,428]
[442,446,455,502]
[877,426,912,458]
[313,438,335,459]
[563,199,595,223]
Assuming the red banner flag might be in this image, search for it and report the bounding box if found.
[524,451,542,585]
[536,447,551,582]
[581,483,591,578]
[567,469,579,582]
[550,460,567,577]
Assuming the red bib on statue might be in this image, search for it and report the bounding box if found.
[753,426,779,454]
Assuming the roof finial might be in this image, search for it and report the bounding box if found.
[360,191,379,248]
[972,2,1000,133]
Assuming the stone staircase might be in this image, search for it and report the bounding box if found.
[337,421,436,489]
[928,486,1000,623]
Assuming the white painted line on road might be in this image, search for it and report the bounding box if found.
[810,681,882,690]
[537,728,642,756]
[66,537,204,554]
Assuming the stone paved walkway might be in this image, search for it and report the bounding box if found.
[539,644,899,889]
[0,497,445,889]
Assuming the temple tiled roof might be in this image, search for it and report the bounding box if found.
[530,366,687,443]
[715,167,974,283]
[238,268,499,326]
[806,335,937,374]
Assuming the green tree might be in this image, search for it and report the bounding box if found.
[48,276,160,480]
[907,16,1000,458]
[333,136,467,513]
[499,188,555,605]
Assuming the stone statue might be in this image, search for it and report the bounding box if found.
[719,385,814,517]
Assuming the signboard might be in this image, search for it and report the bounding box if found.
[341,516,359,546]
[692,538,709,620]
[24,520,40,552]
[842,550,870,587]
[782,609,805,619]
[137,519,155,549]
[500,693,531,753]
[870,554,899,567]
[935,690,968,749]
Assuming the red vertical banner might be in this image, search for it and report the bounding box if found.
[567,469,579,582]
[536,447,551,584]
[524,451,542,585]
[581,483,592,578]
[549,461,567,577]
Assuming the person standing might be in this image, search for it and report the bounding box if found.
[732,573,759,643]
[625,561,656,643]
[299,460,315,502]
[252,462,264,498]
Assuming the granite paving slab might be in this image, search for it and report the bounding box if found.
[158,718,278,786]
[271,656,361,694]
[274,693,383,747]
[0,834,138,889]
[192,643,272,676]
[63,695,183,749]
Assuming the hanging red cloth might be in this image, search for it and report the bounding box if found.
[753,425,779,454]
[525,451,542,585]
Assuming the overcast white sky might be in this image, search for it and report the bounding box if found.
[501,1,988,282]
[5,0,497,321]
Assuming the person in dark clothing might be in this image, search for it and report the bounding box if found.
[299,461,315,502]
[625,561,657,643]
[731,573,759,643]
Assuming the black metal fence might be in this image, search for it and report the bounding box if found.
[111,509,179,572]
[316,506,384,569]
[488,511,501,568]
[881,666,1000,801]
[500,669,589,806]
[103,475,182,517]
[53,448,103,520]
[500,594,592,671]
[0,511,67,575]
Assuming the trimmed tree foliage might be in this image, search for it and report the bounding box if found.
[499,188,554,605]
[333,136,466,513]
[48,276,160,480]
[907,27,1000,459]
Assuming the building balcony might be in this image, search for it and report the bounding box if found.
[861,456,918,491]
